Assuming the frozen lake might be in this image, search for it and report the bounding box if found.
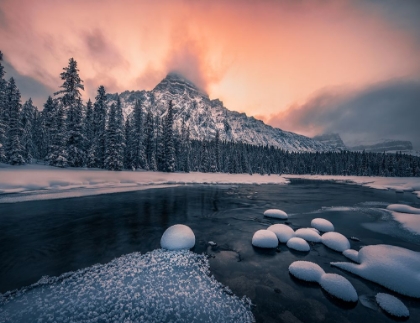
[1,180,420,322]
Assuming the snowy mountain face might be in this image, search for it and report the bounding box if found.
[348,139,413,153]
[109,73,334,152]
[313,133,347,150]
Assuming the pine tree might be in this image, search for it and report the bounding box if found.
[0,51,7,162]
[48,104,68,167]
[66,97,85,167]
[92,86,107,168]
[104,99,124,170]
[54,58,84,108]
[20,98,36,163]
[199,140,209,172]
[5,78,24,165]
[41,96,57,160]
[183,126,191,173]
[164,100,175,172]
[84,99,94,150]
[214,129,220,172]
[144,110,155,169]
[155,116,165,171]
[132,100,147,169]
[123,118,133,169]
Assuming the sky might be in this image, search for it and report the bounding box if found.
[1,0,420,148]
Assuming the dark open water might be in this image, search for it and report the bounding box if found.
[1,180,419,322]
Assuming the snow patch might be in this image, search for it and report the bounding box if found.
[263,209,288,219]
[375,293,409,318]
[295,228,322,243]
[342,249,359,263]
[387,204,420,214]
[160,224,195,250]
[286,237,310,252]
[332,244,420,298]
[288,261,324,283]
[267,224,295,243]
[311,218,334,232]
[252,230,279,248]
[321,232,350,252]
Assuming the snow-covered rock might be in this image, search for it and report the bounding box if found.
[375,293,409,318]
[311,218,334,232]
[342,249,359,263]
[332,244,420,298]
[386,204,420,214]
[267,224,294,243]
[263,209,288,219]
[288,261,358,302]
[252,230,279,248]
[321,232,350,252]
[319,273,358,303]
[0,249,254,323]
[160,224,195,250]
[295,228,322,243]
[286,237,310,252]
[288,261,325,282]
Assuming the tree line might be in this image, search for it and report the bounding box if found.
[0,53,419,177]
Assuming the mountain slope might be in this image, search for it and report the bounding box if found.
[313,133,347,150]
[109,73,333,152]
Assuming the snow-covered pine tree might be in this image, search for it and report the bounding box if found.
[183,126,190,173]
[144,110,155,170]
[214,129,220,172]
[66,97,86,167]
[123,118,133,169]
[92,86,108,168]
[199,140,209,172]
[132,100,147,169]
[0,51,7,162]
[54,58,84,109]
[104,99,124,171]
[163,100,175,172]
[20,98,36,163]
[48,104,68,167]
[32,107,43,160]
[41,96,57,160]
[5,78,24,165]
[84,99,96,167]
[155,116,165,171]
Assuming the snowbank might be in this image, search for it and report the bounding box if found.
[160,224,195,250]
[386,204,420,214]
[267,224,295,243]
[385,204,420,235]
[285,175,420,198]
[342,249,359,263]
[0,249,254,323]
[288,261,358,302]
[0,164,289,203]
[321,232,350,252]
[311,218,334,232]
[375,293,409,318]
[286,237,310,252]
[263,209,288,219]
[295,228,322,243]
[332,245,420,298]
[251,230,279,248]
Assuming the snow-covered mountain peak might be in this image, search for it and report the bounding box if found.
[153,73,207,98]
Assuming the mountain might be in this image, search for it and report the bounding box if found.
[313,133,346,150]
[348,139,414,153]
[108,73,334,152]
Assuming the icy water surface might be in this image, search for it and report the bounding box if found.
[1,180,420,322]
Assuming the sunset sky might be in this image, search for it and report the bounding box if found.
[1,0,420,148]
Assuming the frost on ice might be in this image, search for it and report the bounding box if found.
[251,229,279,248]
[321,232,350,252]
[311,218,334,232]
[288,261,358,303]
[286,237,310,252]
[295,228,322,243]
[160,224,195,250]
[375,293,409,318]
[332,244,420,298]
[0,249,254,323]
[263,209,288,219]
[267,224,294,243]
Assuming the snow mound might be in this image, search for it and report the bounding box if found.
[160,224,195,250]
[319,273,358,303]
[343,249,359,263]
[288,261,325,282]
[252,230,279,248]
[295,228,322,243]
[287,237,310,252]
[267,224,295,243]
[311,218,334,232]
[375,293,409,318]
[289,261,358,302]
[332,244,420,298]
[321,232,350,252]
[0,249,254,323]
[386,204,420,214]
[263,209,288,219]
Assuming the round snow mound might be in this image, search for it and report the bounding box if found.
[289,261,325,282]
[287,237,310,252]
[321,232,350,252]
[160,224,195,250]
[267,224,294,243]
[376,293,409,318]
[295,228,322,243]
[343,249,359,263]
[319,273,358,303]
[311,218,334,232]
[252,230,279,248]
[264,209,288,219]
